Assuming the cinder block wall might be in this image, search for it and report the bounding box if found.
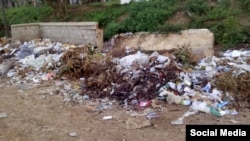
[11,22,103,48]
[11,23,41,42]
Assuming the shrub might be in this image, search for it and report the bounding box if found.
[185,0,209,16]
[104,21,120,40]
[210,17,247,48]
[5,6,53,25]
[238,0,250,13]
[185,0,247,48]
[119,0,178,33]
[85,6,127,27]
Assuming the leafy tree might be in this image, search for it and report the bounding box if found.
[0,0,9,37]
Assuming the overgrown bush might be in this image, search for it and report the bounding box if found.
[185,0,209,16]
[5,6,53,25]
[109,0,178,39]
[104,21,120,40]
[85,5,128,27]
[210,17,247,48]
[185,0,248,48]
[83,0,179,40]
[120,9,167,32]
[238,0,250,13]
[0,6,53,36]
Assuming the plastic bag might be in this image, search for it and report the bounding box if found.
[17,45,34,59]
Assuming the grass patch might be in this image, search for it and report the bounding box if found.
[185,0,249,48]
[5,6,53,25]
[238,0,250,13]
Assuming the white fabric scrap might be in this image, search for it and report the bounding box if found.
[119,51,149,69]
[228,62,250,72]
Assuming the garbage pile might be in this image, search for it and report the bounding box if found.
[0,38,250,118]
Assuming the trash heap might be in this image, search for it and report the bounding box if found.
[0,38,250,119]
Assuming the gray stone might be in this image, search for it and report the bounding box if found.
[125,117,151,129]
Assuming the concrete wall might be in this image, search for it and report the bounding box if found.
[11,22,103,48]
[110,29,214,59]
[11,23,41,42]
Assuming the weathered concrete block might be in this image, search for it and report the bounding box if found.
[11,22,103,48]
[116,29,214,59]
[11,23,41,42]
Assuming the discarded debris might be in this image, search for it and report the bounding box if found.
[69,132,78,137]
[230,119,240,124]
[102,115,113,120]
[0,60,14,77]
[0,112,7,118]
[0,37,249,123]
[146,112,159,120]
[171,119,184,125]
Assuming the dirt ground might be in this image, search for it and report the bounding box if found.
[0,78,250,141]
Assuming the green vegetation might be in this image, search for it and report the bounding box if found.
[184,0,248,48]
[0,5,53,36]
[239,0,250,13]
[0,0,249,48]
[4,6,53,25]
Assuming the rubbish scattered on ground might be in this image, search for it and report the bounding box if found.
[128,108,154,117]
[0,37,249,125]
[230,119,240,124]
[146,112,159,120]
[171,110,198,125]
[102,115,113,120]
[139,101,152,107]
[94,99,113,112]
[0,112,7,118]
[69,132,78,137]
[0,59,15,77]
[171,119,184,125]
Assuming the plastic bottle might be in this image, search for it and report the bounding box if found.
[80,77,87,93]
[181,100,191,106]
